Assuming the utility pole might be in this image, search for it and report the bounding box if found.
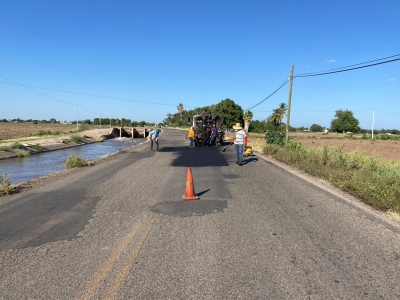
[371,110,375,140]
[100,112,102,129]
[286,65,294,144]
[76,105,79,130]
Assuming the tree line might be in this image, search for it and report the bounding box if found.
[3,104,398,134]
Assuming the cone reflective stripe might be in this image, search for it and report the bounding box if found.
[182,167,199,200]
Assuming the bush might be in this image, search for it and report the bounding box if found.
[16,150,30,157]
[262,144,281,155]
[265,130,285,146]
[28,144,43,151]
[64,154,91,168]
[70,135,86,143]
[10,142,25,149]
[78,123,91,132]
[0,146,10,151]
[287,139,303,151]
[24,130,62,137]
[0,173,14,196]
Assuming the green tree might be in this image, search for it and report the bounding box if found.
[214,98,243,130]
[310,124,323,132]
[243,110,253,133]
[330,110,360,133]
[268,102,287,130]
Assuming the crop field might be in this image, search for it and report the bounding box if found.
[290,132,400,161]
[239,132,400,161]
[0,123,81,141]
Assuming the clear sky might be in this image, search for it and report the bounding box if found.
[1,0,399,130]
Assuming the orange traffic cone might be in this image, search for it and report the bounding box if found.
[182,167,199,200]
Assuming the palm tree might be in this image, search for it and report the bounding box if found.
[243,110,253,133]
[268,103,287,127]
[177,103,184,120]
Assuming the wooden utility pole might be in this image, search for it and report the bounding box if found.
[285,65,294,144]
[76,105,79,130]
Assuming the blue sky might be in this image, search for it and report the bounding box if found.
[1,0,399,130]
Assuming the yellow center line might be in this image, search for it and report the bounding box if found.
[76,212,151,300]
[103,214,162,300]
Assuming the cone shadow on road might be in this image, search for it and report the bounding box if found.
[196,189,210,197]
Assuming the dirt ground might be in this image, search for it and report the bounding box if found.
[0,128,113,147]
[291,132,400,161]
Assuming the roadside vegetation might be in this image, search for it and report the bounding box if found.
[64,154,91,168]
[242,103,400,216]
[224,102,400,217]
[0,173,14,196]
[262,142,400,215]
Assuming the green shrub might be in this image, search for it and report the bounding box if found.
[391,135,400,141]
[28,144,43,151]
[24,130,62,137]
[287,139,302,151]
[10,142,25,149]
[0,146,10,151]
[70,135,86,143]
[64,154,91,168]
[265,129,285,146]
[16,150,30,157]
[78,123,91,132]
[95,136,105,142]
[380,134,391,140]
[262,144,281,155]
[361,133,368,140]
[0,173,14,196]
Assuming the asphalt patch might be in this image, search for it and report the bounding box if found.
[151,200,227,217]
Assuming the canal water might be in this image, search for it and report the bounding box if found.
[0,138,145,184]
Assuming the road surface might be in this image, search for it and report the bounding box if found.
[1,128,400,299]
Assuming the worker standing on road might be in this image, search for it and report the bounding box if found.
[149,128,161,151]
[231,123,247,165]
[209,124,218,146]
[188,127,195,148]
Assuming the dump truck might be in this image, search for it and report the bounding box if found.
[191,111,224,146]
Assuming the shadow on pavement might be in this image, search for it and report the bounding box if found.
[161,145,231,167]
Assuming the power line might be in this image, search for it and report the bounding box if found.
[294,58,400,78]
[295,53,400,77]
[0,76,77,107]
[0,75,102,116]
[0,78,194,108]
[245,79,289,111]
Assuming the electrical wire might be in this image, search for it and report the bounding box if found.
[245,79,289,111]
[0,78,194,108]
[295,53,400,77]
[1,76,102,116]
[295,58,400,78]
[0,76,77,107]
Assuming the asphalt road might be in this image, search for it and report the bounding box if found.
[1,128,400,299]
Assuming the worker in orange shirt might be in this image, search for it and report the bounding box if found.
[188,127,196,148]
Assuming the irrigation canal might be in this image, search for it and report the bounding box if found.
[0,138,145,184]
